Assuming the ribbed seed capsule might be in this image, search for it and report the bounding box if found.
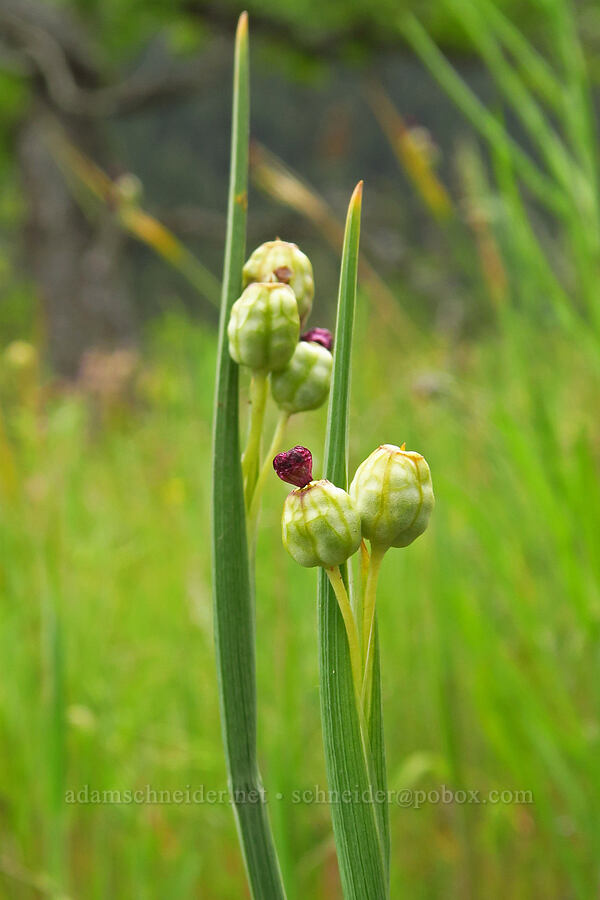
[227,282,299,372]
[350,443,434,549]
[242,240,314,326]
[271,340,332,413]
[282,479,362,568]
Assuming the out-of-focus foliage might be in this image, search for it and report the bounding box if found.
[1,0,600,896]
[21,0,585,66]
[0,304,598,897]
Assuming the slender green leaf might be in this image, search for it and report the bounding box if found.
[41,561,67,894]
[477,0,564,107]
[211,14,286,899]
[548,0,598,191]
[444,0,581,192]
[399,14,567,216]
[318,182,389,899]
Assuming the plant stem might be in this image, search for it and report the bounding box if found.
[0,402,18,502]
[359,539,370,602]
[362,544,386,723]
[326,566,363,708]
[242,371,269,508]
[247,410,289,538]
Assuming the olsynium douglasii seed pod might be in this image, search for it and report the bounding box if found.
[350,443,434,549]
[274,446,362,568]
[227,282,300,372]
[271,332,333,413]
[242,240,314,327]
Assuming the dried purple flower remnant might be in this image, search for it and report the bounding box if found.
[301,327,333,352]
[273,265,293,283]
[273,446,313,488]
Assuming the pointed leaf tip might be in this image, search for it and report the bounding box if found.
[352,180,364,206]
[237,11,249,36]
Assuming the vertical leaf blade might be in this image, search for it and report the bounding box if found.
[322,182,361,486]
[211,14,286,899]
[318,182,389,899]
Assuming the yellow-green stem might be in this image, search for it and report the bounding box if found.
[362,543,386,722]
[241,371,268,508]
[359,539,370,601]
[326,566,363,708]
[247,410,290,539]
[0,403,18,502]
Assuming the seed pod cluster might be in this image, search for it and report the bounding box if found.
[242,240,314,326]
[228,239,333,415]
[275,442,434,569]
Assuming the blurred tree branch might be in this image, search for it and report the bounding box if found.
[0,0,438,374]
[0,0,226,117]
[0,0,228,374]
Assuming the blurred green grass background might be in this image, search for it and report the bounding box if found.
[1,301,598,897]
[2,0,600,896]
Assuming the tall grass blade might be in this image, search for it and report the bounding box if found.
[317,182,389,899]
[477,0,563,106]
[400,14,567,215]
[444,0,580,190]
[211,14,285,898]
[402,6,600,332]
[547,0,598,189]
[41,567,66,899]
[443,0,600,314]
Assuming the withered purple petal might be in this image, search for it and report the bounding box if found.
[300,327,333,352]
[273,446,313,488]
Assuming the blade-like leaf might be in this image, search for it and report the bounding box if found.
[400,14,567,217]
[211,14,286,899]
[318,182,389,899]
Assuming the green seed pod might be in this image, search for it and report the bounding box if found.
[282,479,362,568]
[274,449,361,568]
[227,282,300,372]
[350,443,434,549]
[242,240,314,326]
[271,341,332,414]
